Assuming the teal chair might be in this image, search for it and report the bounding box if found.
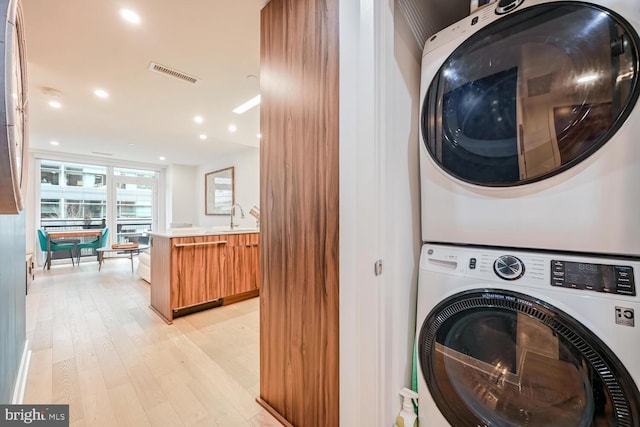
[37,229,76,269]
[77,228,109,265]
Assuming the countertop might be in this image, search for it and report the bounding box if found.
[148,227,260,238]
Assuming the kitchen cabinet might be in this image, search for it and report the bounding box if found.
[228,233,260,296]
[148,230,259,323]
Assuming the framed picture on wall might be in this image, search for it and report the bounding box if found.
[205,166,234,215]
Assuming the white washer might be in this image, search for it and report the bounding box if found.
[416,243,640,426]
[419,0,640,256]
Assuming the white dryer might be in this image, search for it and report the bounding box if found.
[419,0,640,256]
[416,243,640,426]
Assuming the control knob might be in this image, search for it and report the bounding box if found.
[496,0,524,15]
[494,255,525,280]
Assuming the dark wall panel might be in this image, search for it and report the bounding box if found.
[259,0,339,425]
[0,211,26,403]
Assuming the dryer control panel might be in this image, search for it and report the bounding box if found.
[551,260,635,296]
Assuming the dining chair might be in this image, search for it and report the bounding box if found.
[77,227,109,264]
[37,229,76,269]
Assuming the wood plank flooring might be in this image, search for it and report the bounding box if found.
[24,258,280,427]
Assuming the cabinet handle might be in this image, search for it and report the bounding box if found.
[174,240,228,248]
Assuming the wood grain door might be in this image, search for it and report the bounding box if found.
[259,0,339,424]
[229,233,260,295]
[172,236,227,308]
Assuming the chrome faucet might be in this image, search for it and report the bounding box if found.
[230,204,245,229]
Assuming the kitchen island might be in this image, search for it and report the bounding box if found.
[148,228,260,323]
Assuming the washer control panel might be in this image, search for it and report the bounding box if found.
[551,260,636,296]
[421,244,638,299]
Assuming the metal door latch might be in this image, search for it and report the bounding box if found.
[374,259,383,276]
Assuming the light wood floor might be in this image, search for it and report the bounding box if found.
[25,257,280,427]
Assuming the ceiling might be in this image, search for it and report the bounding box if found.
[22,0,268,167]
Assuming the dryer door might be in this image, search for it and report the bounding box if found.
[418,289,640,427]
[422,2,639,187]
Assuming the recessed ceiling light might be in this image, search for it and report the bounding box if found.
[50,141,59,146]
[94,89,109,99]
[257,133,262,139]
[228,124,237,133]
[119,8,141,24]
[193,115,204,124]
[128,143,135,146]
[199,134,207,140]
[159,156,166,161]
[48,100,62,109]
[233,95,261,114]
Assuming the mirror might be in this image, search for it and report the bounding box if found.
[205,167,234,215]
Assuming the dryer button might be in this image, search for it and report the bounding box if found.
[469,258,477,269]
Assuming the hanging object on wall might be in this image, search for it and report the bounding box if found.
[0,0,28,214]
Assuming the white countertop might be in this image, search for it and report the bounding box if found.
[148,227,260,238]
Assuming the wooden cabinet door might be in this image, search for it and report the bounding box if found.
[172,235,228,308]
[229,233,260,295]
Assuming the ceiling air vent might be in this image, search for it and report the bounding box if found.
[148,62,199,84]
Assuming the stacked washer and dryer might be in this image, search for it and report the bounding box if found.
[416,0,640,425]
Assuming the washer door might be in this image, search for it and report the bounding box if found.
[418,290,640,427]
[422,2,639,187]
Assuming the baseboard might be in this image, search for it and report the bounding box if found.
[222,289,260,305]
[256,397,294,427]
[11,340,31,404]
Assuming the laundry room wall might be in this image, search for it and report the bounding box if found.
[380,2,423,424]
[340,0,468,425]
[340,0,423,424]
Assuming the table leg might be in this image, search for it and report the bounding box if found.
[130,251,134,273]
[47,235,51,270]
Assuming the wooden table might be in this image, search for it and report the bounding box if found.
[97,244,149,273]
[46,229,103,270]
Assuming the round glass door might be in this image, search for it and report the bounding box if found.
[422,3,639,186]
[418,290,640,427]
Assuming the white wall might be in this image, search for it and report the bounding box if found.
[340,0,422,425]
[166,164,197,227]
[381,1,423,424]
[340,0,384,424]
[196,147,260,229]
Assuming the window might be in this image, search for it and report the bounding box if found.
[40,161,109,228]
[38,159,159,263]
[41,198,60,218]
[114,167,155,243]
[41,163,60,185]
